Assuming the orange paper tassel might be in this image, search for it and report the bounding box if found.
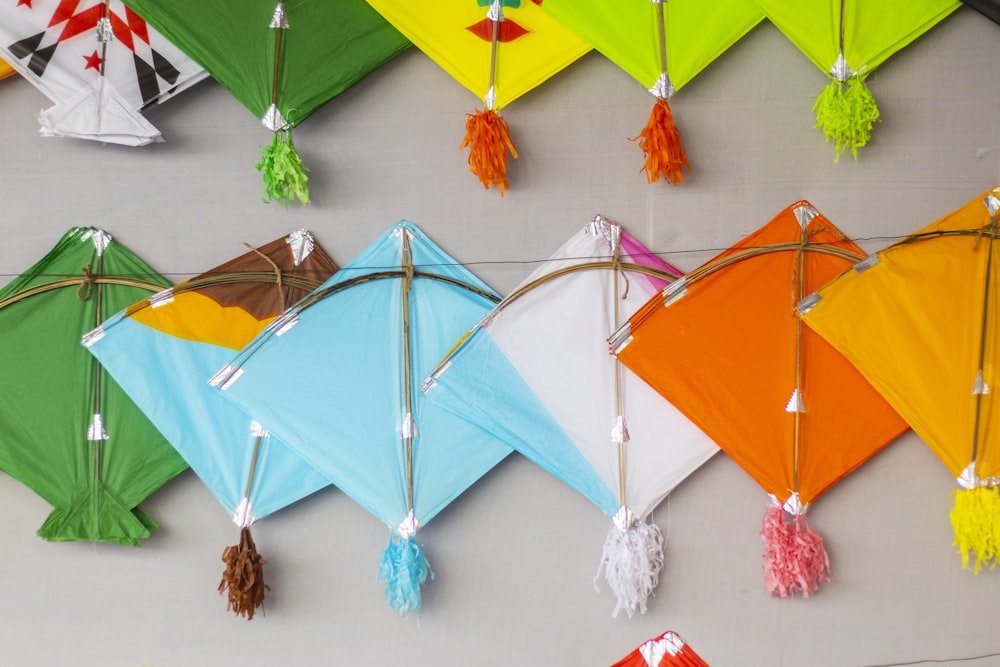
[631,98,689,186]
[460,108,518,196]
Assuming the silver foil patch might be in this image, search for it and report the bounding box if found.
[232,497,256,528]
[612,505,636,532]
[987,194,1000,218]
[261,103,289,132]
[209,365,243,390]
[420,360,451,395]
[149,288,175,308]
[401,412,419,439]
[647,72,675,100]
[269,2,289,29]
[397,509,420,539]
[81,228,112,256]
[286,229,314,266]
[829,53,853,82]
[608,322,633,355]
[794,204,819,229]
[96,17,113,43]
[611,414,630,445]
[81,326,105,348]
[784,387,806,413]
[972,370,991,395]
[853,255,880,273]
[271,311,299,336]
[797,292,821,315]
[87,413,108,441]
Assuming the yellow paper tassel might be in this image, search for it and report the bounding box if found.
[630,97,689,186]
[460,108,518,196]
[950,486,1000,573]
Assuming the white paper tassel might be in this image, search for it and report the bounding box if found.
[594,519,664,617]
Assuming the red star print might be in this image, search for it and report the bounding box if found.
[16,0,33,6]
[82,50,102,72]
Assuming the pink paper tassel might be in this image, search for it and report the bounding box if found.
[761,503,830,597]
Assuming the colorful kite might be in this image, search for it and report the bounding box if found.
[212,221,512,616]
[363,0,590,194]
[611,630,711,667]
[0,0,206,145]
[539,0,764,185]
[612,202,909,597]
[122,0,409,205]
[751,0,959,159]
[84,231,337,619]
[800,187,1000,573]
[422,217,717,615]
[0,227,186,546]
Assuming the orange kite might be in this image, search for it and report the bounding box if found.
[612,201,908,596]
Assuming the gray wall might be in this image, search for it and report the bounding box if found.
[1,8,999,666]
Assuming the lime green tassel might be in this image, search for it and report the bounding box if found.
[950,486,1000,573]
[812,74,881,162]
[256,130,310,206]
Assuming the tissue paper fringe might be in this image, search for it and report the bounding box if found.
[950,486,1000,573]
[595,520,664,617]
[761,503,830,598]
[377,533,433,617]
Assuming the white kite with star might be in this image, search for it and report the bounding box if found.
[0,0,206,145]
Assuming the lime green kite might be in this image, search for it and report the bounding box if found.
[540,0,764,185]
[752,0,960,160]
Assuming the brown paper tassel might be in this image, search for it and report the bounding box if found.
[218,527,269,620]
[630,97,689,186]
[460,107,518,196]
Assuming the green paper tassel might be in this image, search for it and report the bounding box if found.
[256,130,310,206]
[812,74,881,162]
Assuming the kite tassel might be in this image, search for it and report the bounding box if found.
[630,97,689,186]
[761,503,830,598]
[219,526,269,620]
[377,533,433,617]
[595,518,664,617]
[256,129,310,206]
[812,73,881,162]
[460,107,518,196]
[949,486,1000,573]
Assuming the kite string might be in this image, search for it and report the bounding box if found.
[76,263,96,301]
[242,242,285,307]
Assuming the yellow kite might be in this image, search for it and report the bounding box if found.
[801,187,1000,572]
[363,0,590,194]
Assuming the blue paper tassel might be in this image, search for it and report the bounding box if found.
[377,534,433,617]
